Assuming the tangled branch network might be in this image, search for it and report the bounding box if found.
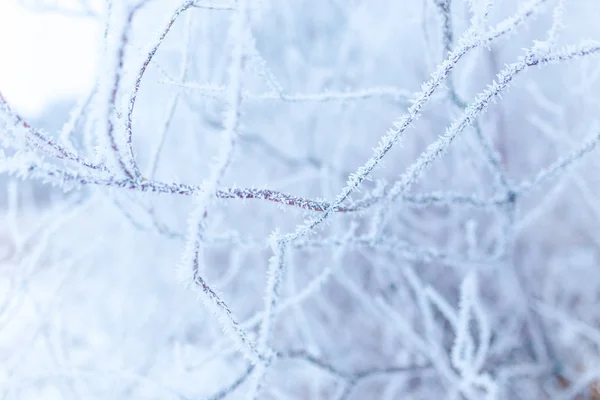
[2,0,600,398]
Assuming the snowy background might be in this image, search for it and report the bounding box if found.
[1,0,600,399]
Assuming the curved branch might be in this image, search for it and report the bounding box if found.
[125,0,196,176]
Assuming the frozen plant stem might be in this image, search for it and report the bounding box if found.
[246,239,285,398]
[103,1,150,179]
[177,0,262,365]
[126,0,196,178]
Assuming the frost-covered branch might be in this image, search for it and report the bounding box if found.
[126,0,196,178]
[0,91,108,173]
